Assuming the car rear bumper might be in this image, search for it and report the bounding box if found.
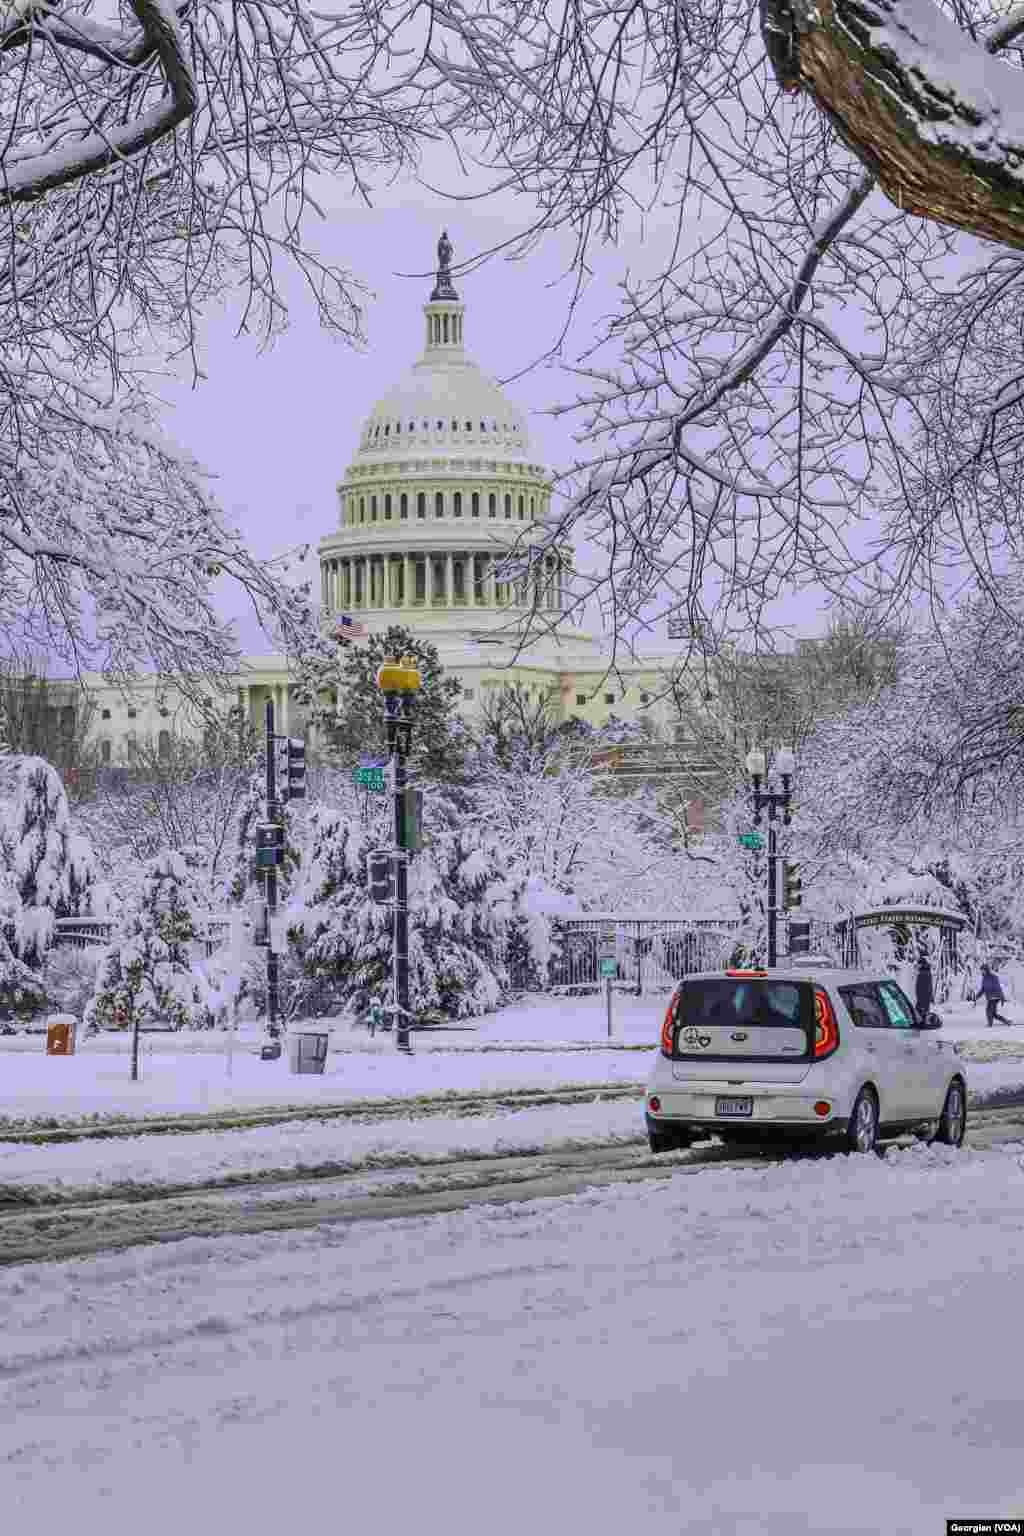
[646,1092,850,1134]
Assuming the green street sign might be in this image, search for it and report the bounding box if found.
[599,957,617,978]
[738,831,763,850]
[354,767,386,792]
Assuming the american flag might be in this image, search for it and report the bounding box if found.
[333,614,367,642]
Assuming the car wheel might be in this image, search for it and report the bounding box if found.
[845,1088,880,1154]
[648,1127,693,1155]
[932,1079,967,1148]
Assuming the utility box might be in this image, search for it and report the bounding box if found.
[288,1030,329,1075]
[46,1014,77,1055]
[255,822,285,870]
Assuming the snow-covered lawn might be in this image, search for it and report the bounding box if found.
[2,992,1022,1128]
[4,1138,1024,1534]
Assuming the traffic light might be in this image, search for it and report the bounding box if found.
[789,919,811,956]
[274,736,306,801]
[254,822,285,870]
[783,861,803,909]
[397,786,423,853]
[367,850,394,904]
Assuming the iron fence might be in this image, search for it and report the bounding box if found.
[550,916,743,996]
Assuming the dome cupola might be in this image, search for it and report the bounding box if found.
[318,233,572,642]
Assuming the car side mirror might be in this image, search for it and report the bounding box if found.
[919,1011,942,1030]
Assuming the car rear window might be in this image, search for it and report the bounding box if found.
[671,979,813,1061]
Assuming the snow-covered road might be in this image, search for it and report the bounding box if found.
[4,1137,1024,1535]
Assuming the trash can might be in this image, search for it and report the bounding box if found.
[287,1029,329,1075]
[46,1014,78,1055]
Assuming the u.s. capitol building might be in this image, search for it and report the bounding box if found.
[81,234,676,764]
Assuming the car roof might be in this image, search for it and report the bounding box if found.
[678,968,891,988]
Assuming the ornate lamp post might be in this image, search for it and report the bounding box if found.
[745,746,796,968]
[376,655,422,1055]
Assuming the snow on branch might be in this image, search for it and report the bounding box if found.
[0,0,196,204]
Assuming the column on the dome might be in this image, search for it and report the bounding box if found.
[486,554,497,607]
[425,552,434,607]
[445,552,454,608]
[362,556,370,608]
[333,559,340,611]
[403,554,411,608]
[468,553,477,607]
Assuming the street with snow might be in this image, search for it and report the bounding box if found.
[2,994,1024,1534]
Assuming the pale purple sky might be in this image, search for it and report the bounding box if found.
[157,191,835,655]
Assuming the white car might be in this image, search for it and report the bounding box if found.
[645,965,967,1155]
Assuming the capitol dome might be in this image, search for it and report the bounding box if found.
[318,231,572,643]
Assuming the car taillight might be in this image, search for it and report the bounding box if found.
[660,995,677,1057]
[813,988,839,1059]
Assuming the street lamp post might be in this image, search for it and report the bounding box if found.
[745,746,795,968]
[376,655,422,1055]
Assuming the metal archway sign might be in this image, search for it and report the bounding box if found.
[849,907,967,933]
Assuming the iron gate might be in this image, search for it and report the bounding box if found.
[550,917,742,996]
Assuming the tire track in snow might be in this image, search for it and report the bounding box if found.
[1,1098,1022,1270]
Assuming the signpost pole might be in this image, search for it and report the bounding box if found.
[265,699,280,1049]
[606,975,613,1039]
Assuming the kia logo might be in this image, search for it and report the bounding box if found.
[731,1031,748,1042]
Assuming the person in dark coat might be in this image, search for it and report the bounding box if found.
[979,963,1012,1027]
[914,954,934,1023]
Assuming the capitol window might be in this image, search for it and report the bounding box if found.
[504,495,511,518]
[472,492,480,517]
[576,695,587,706]
[488,494,496,518]
[435,491,444,517]
[384,494,392,520]
[518,495,524,519]
[454,492,462,516]
[400,494,408,519]
[371,496,378,521]
[463,688,474,701]
[417,493,426,518]
[452,419,458,431]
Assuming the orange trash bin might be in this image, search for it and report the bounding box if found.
[45,1014,78,1055]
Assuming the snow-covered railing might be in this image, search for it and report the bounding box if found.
[52,914,238,950]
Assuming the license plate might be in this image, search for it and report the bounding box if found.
[715,1096,753,1117]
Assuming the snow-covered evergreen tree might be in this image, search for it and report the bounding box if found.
[291,785,553,1019]
[85,850,211,1033]
[0,870,47,1025]
[1,756,103,967]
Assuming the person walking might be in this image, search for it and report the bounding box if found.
[979,963,1013,1027]
[915,953,935,1023]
